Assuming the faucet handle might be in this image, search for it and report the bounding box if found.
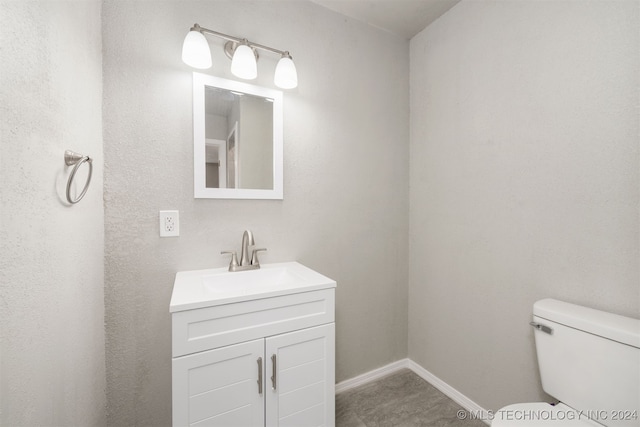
[221,251,239,270]
[250,248,267,266]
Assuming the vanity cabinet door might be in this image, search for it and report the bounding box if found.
[265,323,335,427]
[172,338,265,427]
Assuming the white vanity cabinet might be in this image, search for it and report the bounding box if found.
[173,338,265,426]
[170,262,336,427]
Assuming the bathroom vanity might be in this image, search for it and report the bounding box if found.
[170,262,336,427]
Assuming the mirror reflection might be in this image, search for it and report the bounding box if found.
[193,73,283,199]
[204,87,273,190]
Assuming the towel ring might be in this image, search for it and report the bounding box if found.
[65,150,93,204]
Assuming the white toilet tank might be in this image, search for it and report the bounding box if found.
[532,299,640,427]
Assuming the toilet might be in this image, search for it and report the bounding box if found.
[492,298,640,427]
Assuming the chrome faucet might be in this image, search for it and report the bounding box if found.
[240,229,254,267]
[221,229,267,272]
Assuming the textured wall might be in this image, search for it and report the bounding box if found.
[0,1,106,425]
[409,0,639,412]
[102,1,409,425]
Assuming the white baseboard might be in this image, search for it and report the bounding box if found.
[335,359,410,394]
[406,360,491,425]
[336,358,491,426]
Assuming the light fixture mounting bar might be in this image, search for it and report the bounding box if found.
[192,23,288,56]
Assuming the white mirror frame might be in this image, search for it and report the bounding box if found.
[193,72,284,199]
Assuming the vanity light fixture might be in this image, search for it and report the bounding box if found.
[182,23,298,89]
[230,40,258,80]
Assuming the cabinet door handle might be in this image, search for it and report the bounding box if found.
[270,354,277,390]
[257,357,263,395]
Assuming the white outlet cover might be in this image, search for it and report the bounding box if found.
[159,210,179,237]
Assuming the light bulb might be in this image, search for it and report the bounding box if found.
[274,53,297,89]
[182,30,212,69]
[231,43,257,80]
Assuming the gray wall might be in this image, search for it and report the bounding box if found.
[102,1,409,425]
[408,0,639,412]
[0,1,106,425]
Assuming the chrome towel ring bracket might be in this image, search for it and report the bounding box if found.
[64,150,93,204]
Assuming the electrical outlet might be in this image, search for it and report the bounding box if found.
[159,210,179,237]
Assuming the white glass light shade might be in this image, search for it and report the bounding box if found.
[182,30,212,69]
[231,44,257,80]
[274,55,298,89]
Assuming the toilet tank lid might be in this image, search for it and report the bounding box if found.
[534,299,640,349]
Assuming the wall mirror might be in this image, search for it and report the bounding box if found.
[193,73,283,199]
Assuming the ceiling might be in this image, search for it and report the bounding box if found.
[309,0,461,40]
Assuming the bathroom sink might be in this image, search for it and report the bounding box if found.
[202,266,304,293]
[170,262,336,312]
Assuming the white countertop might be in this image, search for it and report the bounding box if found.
[170,261,336,313]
